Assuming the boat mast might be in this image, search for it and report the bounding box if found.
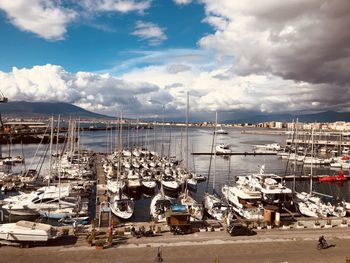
[213,111,218,192]
[205,112,217,192]
[186,92,189,171]
[309,127,314,195]
[48,116,54,187]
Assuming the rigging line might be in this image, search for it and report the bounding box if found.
[206,113,217,192]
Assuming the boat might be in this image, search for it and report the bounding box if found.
[248,165,293,206]
[203,192,228,221]
[0,220,58,243]
[2,185,73,217]
[110,191,134,220]
[179,190,203,221]
[215,126,228,135]
[253,143,281,152]
[319,170,347,183]
[222,182,262,220]
[216,143,231,154]
[161,175,180,192]
[150,192,174,222]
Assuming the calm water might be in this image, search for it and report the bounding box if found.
[5,126,350,221]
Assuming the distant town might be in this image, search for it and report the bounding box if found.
[2,116,350,134]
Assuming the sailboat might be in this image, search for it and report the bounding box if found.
[295,128,346,218]
[178,92,204,221]
[110,111,135,220]
[150,184,174,222]
[110,189,134,220]
[203,111,228,221]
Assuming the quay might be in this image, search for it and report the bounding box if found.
[286,138,350,148]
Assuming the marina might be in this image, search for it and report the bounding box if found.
[0,121,350,252]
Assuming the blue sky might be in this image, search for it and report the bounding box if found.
[0,0,349,119]
[0,1,212,73]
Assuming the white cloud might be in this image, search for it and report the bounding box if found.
[0,0,77,40]
[173,0,192,5]
[0,64,171,117]
[81,0,151,14]
[131,21,167,46]
[0,0,153,41]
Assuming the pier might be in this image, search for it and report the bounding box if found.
[191,152,277,156]
[95,154,110,227]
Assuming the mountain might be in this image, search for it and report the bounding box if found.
[225,111,350,124]
[0,101,113,119]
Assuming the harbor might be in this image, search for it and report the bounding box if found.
[0,119,350,258]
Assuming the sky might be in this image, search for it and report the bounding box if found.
[0,0,350,121]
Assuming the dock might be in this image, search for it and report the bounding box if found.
[95,154,110,227]
[191,152,277,156]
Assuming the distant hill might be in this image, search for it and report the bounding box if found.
[225,111,350,124]
[0,101,113,119]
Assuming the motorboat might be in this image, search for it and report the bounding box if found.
[253,143,281,153]
[319,170,347,183]
[0,221,58,243]
[216,143,231,154]
[215,126,228,135]
[2,185,73,216]
[222,182,262,220]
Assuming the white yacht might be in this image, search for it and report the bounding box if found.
[215,126,228,135]
[216,144,231,154]
[2,185,74,217]
[222,182,262,220]
[0,221,58,243]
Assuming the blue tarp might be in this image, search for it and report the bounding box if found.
[171,204,187,212]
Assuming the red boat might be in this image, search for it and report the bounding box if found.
[319,170,347,183]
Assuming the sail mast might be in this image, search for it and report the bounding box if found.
[309,127,314,195]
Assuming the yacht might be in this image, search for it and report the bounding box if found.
[215,126,228,135]
[216,143,231,154]
[0,221,58,243]
[222,181,262,220]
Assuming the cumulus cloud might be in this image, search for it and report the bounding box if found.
[131,21,167,46]
[81,0,151,14]
[0,0,77,40]
[0,64,170,116]
[0,0,152,40]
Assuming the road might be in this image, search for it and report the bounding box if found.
[1,227,350,263]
